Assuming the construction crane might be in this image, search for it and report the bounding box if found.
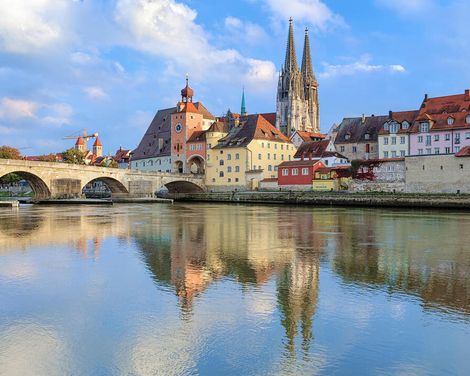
[63,128,99,150]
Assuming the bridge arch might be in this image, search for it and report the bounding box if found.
[162,179,204,193]
[81,177,129,196]
[187,155,205,174]
[0,171,51,200]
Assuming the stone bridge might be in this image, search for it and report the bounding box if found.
[0,159,205,200]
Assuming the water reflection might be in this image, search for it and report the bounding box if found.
[1,204,469,374]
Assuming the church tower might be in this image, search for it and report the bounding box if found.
[301,28,320,133]
[275,19,320,136]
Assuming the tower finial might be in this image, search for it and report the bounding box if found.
[301,26,316,82]
[241,87,247,117]
[289,17,293,23]
[185,73,189,86]
[305,27,308,34]
[284,17,298,73]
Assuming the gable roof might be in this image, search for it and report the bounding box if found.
[207,120,230,133]
[334,115,388,144]
[194,102,215,120]
[187,130,206,143]
[294,131,326,142]
[294,139,330,158]
[131,107,175,160]
[379,110,419,135]
[214,114,290,149]
[259,112,276,127]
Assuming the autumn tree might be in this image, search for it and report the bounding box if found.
[62,148,86,165]
[0,146,21,159]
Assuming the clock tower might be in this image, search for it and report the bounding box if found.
[171,76,204,173]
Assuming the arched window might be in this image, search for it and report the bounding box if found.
[448,117,454,125]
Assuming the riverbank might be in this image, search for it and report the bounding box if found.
[162,191,470,209]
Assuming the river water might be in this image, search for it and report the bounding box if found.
[0,204,469,375]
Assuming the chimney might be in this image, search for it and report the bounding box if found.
[424,93,428,101]
[389,110,393,119]
[465,89,470,101]
[362,114,366,123]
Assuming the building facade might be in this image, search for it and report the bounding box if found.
[378,110,418,159]
[334,115,386,161]
[409,91,470,156]
[276,19,320,136]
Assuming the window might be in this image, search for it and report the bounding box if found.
[434,134,440,142]
[400,150,406,157]
[235,166,240,172]
[235,153,240,160]
[282,169,289,176]
[227,154,231,160]
[235,178,239,182]
[400,136,405,144]
[445,147,451,154]
[219,160,224,166]
[258,153,261,160]
[391,151,397,158]
[445,133,451,141]
[466,132,470,139]
[466,115,470,124]
[268,165,272,171]
[455,133,461,144]
[292,168,298,176]
[267,153,271,160]
[267,143,271,149]
[426,148,432,154]
[274,144,277,149]
[340,146,345,152]
[447,117,454,125]
[302,168,309,175]
[384,151,389,158]
[390,123,398,133]
[418,136,423,143]
[402,121,409,130]
[364,133,370,140]
[219,171,224,177]
[420,122,429,132]
[352,146,357,153]
[434,147,440,154]
[273,154,277,160]
[288,155,291,161]
[455,146,461,153]
[274,166,278,171]
[228,178,231,183]
[426,135,432,146]
[262,142,264,148]
[227,166,232,173]
[384,137,389,145]
[281,155,284,160]
[391,137,397,145]
[189,144,195,151]
[418,149,423,155]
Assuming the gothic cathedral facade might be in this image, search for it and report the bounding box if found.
[276,18,320,136]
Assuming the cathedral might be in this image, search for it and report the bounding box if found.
[276,18,320,136]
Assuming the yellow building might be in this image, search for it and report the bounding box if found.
[205,114,295,190]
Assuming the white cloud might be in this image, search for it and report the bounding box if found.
[83,86,108,100]
[0,0,70,54]
[0,97,72,125]
[224,16,268,45]
[319,56,406,79]
[262,0,345,30]
[114,0,276,87]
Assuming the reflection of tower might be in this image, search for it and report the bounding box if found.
[277,249,320,355]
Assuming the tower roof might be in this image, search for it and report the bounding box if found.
[241,88,247,116]
[284,17,298,73]
[75,136,84,146]
[93,137,102,147]
[181,75,194,102]
[301,28,316,83]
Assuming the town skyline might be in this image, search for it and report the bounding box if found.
[1,0,470,154]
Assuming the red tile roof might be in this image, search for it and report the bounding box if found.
[187,130,206,142]
[278,159,322,167]
[455,146,470,157]
[296,131,326,142]
[194,102,215,120]
[93,137,102,147]
[75,136,84,145]
[294,139,331,159]
[259,112,276,127]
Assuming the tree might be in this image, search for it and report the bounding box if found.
[62,148,86,165]
[107,159,119,169]
[37,153,58,162]
[0,146,21,159]
[0,173,22,184]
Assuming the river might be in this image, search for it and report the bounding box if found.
[0,203,469,375]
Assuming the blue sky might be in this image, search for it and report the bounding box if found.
[0,0,469,155]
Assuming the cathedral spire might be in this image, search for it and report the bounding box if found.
[301,28,316,83]
[241,87,247,117]
[284,17,298,72]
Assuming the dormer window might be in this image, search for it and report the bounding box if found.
[448,117,454,125]
[364,133,370,140]
[345,134,351,140]
[383,123,389,131]
[420,121,429,133]
[389,122,398,133]
[402,121,409,130]
[466,115,470,124]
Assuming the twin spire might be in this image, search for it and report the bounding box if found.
[284,18,316,83]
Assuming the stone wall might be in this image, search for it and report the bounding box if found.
[350,180,405,193]
[405,155,470,193]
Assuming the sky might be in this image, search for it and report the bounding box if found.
[0,0,469,155]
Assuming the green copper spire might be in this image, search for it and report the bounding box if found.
[241,87,247,117]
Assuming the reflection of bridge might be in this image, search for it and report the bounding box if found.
[0,159,205,199]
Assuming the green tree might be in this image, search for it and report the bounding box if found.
[0,146,21,159]
[0,173,22,184]
[107,159,119,168]
[62,148,86,165]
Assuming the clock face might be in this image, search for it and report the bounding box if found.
[175,123,183,133]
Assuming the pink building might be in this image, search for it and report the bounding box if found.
[409,90,470,156]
